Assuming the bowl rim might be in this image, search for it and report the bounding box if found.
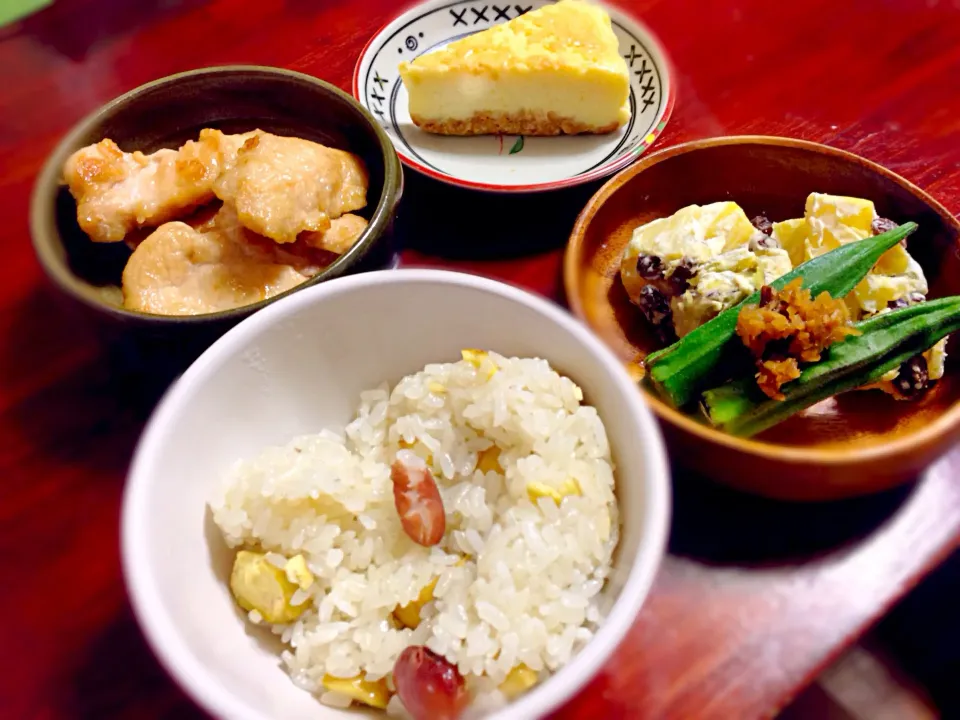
[29,64,404,325]
[121,268,672,720]
[564,134,960,466]
[349,0,676,194]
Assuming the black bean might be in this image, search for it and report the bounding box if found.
[637,285,672,328]
[636,253,665,280]
[888,293,926,310]
[749,233,781,252]
[669,258,697,295]
[872,217,906,247]
[872,217,899,235]
[893,355,929,398]
[751,215,774,235]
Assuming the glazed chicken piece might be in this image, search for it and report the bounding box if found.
[196,128,260,173]
[122,205,331,315]
[122,203,221,252]
[213,132,369,244]
[62,138,220,243]
[301,213,369,255]
[62,129,264,244]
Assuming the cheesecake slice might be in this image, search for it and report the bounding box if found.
[398,0,631,136]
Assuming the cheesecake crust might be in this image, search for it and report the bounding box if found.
[410,109,622,137]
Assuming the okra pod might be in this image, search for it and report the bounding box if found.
[644,222,918,408]
[700,296,960,437]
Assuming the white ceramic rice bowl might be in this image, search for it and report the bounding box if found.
[122,268,671,720]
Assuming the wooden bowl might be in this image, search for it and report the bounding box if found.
[29,66,403,367]
[565,136,960,501]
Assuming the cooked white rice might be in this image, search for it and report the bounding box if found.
[211,352,619,715]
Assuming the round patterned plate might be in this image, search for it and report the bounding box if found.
[352,0,674,193]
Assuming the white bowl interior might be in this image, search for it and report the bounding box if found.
[123,269,670,720]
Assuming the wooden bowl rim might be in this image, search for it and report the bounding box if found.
[564,134,960,467]
[28,64,404,325]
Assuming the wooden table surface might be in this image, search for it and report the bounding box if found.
[2,0,960,718]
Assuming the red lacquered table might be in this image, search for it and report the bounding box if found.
[1,1,959,718]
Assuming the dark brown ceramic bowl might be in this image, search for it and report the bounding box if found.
[30,66,403,366]
[565,136,960,501]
